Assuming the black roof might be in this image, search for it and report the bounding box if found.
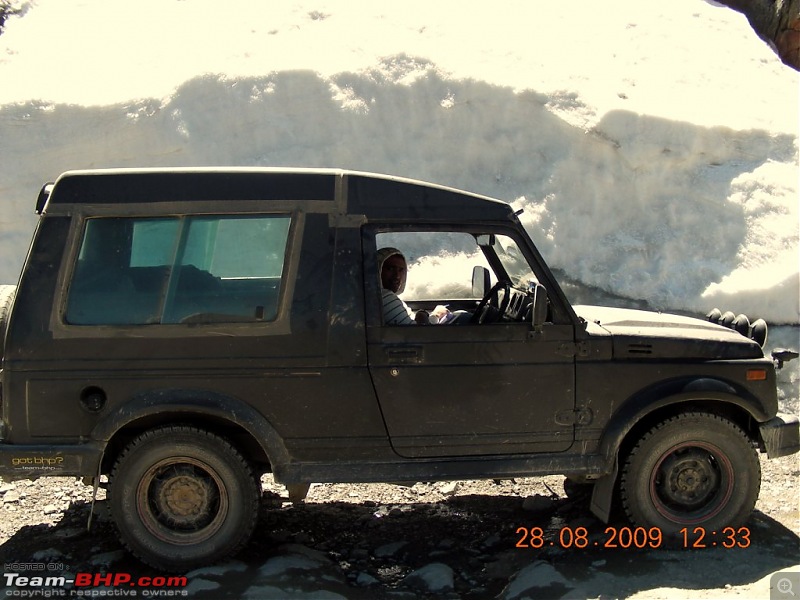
[46,168,514,221]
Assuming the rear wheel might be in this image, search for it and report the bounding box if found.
[620,412,760,538]
[110,426,260,570]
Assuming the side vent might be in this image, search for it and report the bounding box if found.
[627,343,653,356]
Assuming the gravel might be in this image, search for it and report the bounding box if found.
[0,452,797,598]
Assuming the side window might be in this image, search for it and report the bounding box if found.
[65,215,291,326]
[376,231,493,301]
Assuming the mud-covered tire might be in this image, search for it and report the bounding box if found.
[0,284,17,341]
[620,412,760,540]
[110,426,260,571]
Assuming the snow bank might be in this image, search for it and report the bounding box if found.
[0,0,797,324]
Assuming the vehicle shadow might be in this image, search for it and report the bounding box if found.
[0,491,796,599]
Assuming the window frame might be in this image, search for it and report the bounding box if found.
[363,223,519,328]
[52,208,303,338]
[375,229,496,303]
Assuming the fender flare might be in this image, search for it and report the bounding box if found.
[589,378,768,522]
[598,382,769,463]
[90,389,291,476]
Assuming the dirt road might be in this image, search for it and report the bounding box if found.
[0,451,797,599]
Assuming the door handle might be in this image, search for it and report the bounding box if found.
[385,346,423,364]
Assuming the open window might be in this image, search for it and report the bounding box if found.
[377,231,494,303]
[372,228,547,326]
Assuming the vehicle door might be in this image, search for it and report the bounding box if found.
[365,227,577,459]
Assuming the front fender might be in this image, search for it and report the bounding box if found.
[597,377,770,463]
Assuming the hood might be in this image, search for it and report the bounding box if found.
[377,247,407,294]
[574,305,764,360]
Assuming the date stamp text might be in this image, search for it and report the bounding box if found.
[515,526,752,549]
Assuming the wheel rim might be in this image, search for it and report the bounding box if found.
[136,457,228,545]
[649,441,734,524]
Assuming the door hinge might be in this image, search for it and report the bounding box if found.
[554,407,593,426]
[555,342,589,358]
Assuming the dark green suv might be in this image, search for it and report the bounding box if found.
[0,168,796,569]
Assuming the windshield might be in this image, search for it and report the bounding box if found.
[493,235,538,289]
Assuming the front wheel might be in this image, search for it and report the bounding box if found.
[619,412,760,537]
[110,426,260,570]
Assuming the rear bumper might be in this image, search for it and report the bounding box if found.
[760,413,800,459]
[0,442,103,481]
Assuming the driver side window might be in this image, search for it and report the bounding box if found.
[376,231,494,301]
[374,231,496,326]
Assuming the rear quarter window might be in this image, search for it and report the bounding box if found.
[65,215,291,325]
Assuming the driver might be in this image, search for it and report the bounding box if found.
[377,247,452,325]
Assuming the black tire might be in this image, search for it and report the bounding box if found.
[620,412,760,538]
[110,426,260,571]
[0,284,17,339]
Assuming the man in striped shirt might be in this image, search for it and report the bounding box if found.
[378,247,450,325]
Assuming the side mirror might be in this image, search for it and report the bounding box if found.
[531,283,548,332]
[472,266,491,298]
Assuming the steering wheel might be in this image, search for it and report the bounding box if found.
[470,281,511,324]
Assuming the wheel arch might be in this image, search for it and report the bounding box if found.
[599,377,768,464]
[589,377,766,522]
[92,389,291,479]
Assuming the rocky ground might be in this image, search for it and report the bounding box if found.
[0,452,797,599]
